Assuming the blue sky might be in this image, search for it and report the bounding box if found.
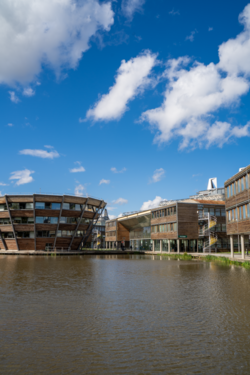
[1,0,250,218]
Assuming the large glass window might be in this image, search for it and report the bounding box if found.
[241,178,245,191]
[210,208,214,216]
[16,232,34,238]
[2,232,14,238]
[0,218,11,225]
[228,211,231,221]
[246,176,249,189]
[239,207,242,220]
[9,202,33,210]
[222,224,226,232]
[13,217,34,224]
[227,186,230,198]
[221,210,226,217]
[35,202,45,209]
[35,217,58,224]
[232,210,234,221]
[36,231,55,237]
[0,204,7,211]
[231,185,233,196]
[215,209,221,216]
[60,217,77,224]
[238,180,241,193]
[243,205,246,219]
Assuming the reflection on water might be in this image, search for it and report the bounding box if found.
[1,255,250,374]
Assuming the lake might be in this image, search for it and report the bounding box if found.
[0,254,250,374]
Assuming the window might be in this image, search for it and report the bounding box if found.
[228,211,231,221]
[232,210,234,221]
[235,208,238,221]
[221,210,226,217]
[13,217,34,224]
[16,232,34,238]
[173,206,176,214]
[241,178,245,191]
[222,224,226,232]
[227,186,230,198]
[173,223,177,231]
[239,207,242,220]
[234,182,236,194]
[152,212,155,219]
[238,179,241,193]
[170,224,173,231]
[248,204,250,218]
[0,204,7,211]
[243,205,246,219]
[231,184,233,196]
[2,232,14,238]
[36,231,55,237]
[9,202,33,210]
[210,208,214,216]
[35,202,45,209]
[52,203,61,210]
[246,175,249,189]
[0,218,11,225]
[215,209,221,216]
[36,217,58,224]
[63,203,70,210]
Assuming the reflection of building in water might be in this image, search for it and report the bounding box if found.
[105,179,228,253]
[0,194,106,251]
[225,165,250,259]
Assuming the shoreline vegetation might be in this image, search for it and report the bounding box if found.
[155,252,250,269]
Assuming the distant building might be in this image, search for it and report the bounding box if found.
[224,165,250,259]
[0,194,106,251]
[91,209,109,249]
[105,180,227,253]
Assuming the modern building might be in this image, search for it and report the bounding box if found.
[0,194,106,251]
[91,209,109,249]
[105,181,228,253]
[224,165,250,259]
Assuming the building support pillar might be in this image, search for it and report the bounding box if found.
[168,240,170,253]
[230,236,234,258]
[241,235,245,260]
[177,239,180,254]
[160,240,162,253]
[152,240,155,252]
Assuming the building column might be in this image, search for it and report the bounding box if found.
[241,235,245,260]
[230,236,234,258]
[152,240,155,252]
[177,239,180,254]
[160,240,162,253]
[168,240,170,253]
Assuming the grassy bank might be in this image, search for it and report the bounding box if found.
[155,253,193,261]
[203,255,250,269]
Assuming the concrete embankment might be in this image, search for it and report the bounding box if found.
[0,250,144,256]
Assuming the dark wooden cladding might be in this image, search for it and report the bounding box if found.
[151,215,177,225]
[58,224,77,231]
[178,203,198,239]
[7,197,33,203]
[106,226,116,232]
[78,224,88,231]
[151,232,177,240]
[106,236,116,242]
[36,238,54,250]
[117,223,129,242]
[11,210,34,217]
[18,239,35,250]
[63,196,86,204]
[14,224,34,232]
[0,237,6,250]
[36,224,57,231]
[35,209,60,217]
[55,238,71,248]
[61,210,82,218]
[0,212,10,218]
[0,225,13,232]
[35,195,62,203]
[5,239,18,250]
[83,211,95,219]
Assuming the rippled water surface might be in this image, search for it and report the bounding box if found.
[1,255,250,374]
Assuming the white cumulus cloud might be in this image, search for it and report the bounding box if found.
[140,196,165,211]
[111,167,127,173]
[113,198,128,205]
[74,184,85,196]
[150,168,165,183]
[10,169,34,186]
[70,165,85,173]
[99,179,110,185]
[0,0,114,86]
[23,88,35,97]
[121,0,145,19]
[0,183,8,186]
[86,50,157,121]
[141,4,250,149]
[108,214,117,220]
[19,149,60,159]
[9,91,20,103]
